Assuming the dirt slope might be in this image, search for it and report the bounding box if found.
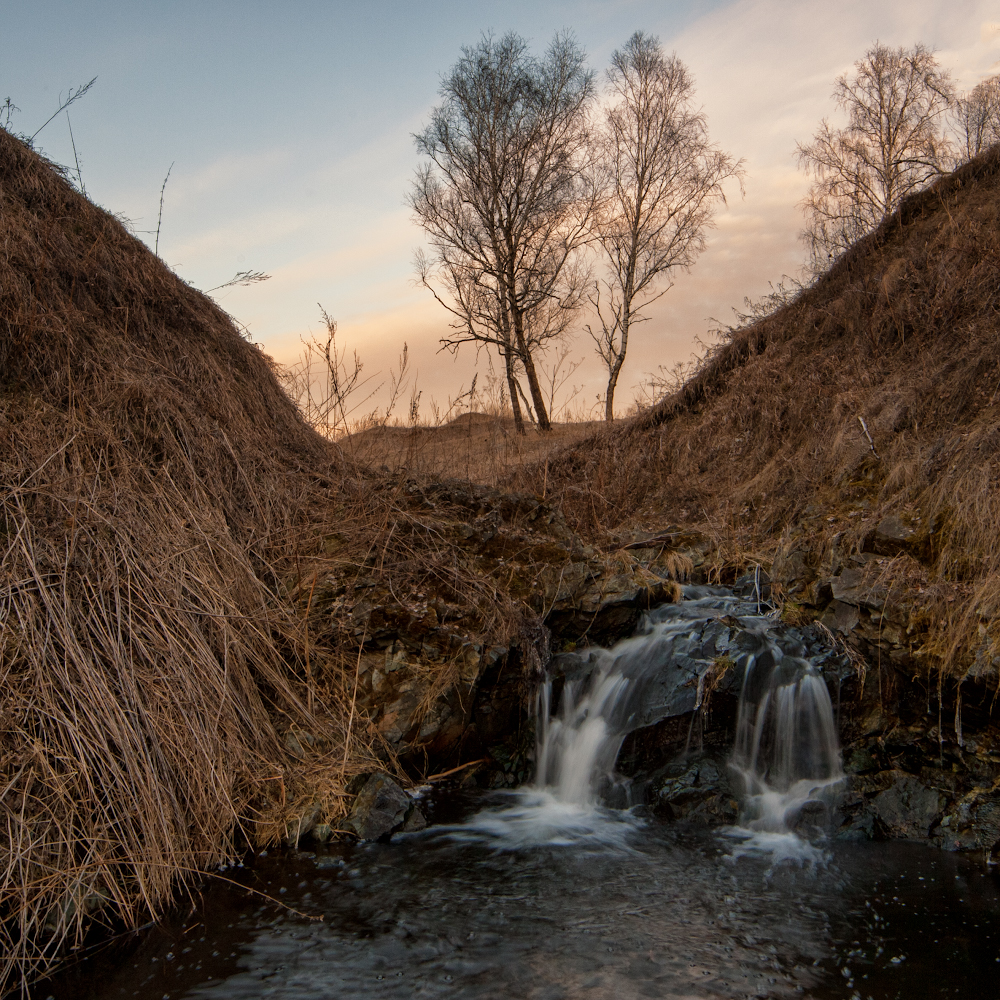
[0,127,334,991]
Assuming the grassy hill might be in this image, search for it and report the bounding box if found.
[525,145,1000,688]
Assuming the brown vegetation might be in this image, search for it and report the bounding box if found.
[341,412,601,486]
[0,125,352,990]
[6,100,1000,997]
[0,128,566,995]
[517,144,1000,687]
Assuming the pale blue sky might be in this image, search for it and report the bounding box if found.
[4,1,999,416]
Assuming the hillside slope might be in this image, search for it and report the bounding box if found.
[0,128,335,989]
[530,146,1000,685]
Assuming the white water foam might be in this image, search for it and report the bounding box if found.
[445,789,644,850]
[448,588,845,857]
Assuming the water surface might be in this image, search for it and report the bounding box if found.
[43,792,1000,1000]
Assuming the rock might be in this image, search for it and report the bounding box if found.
[354,640,492,763]
[789,798,834,835]
[872,775,944,839]
[310,823,333,844]
[401,806,428,832]
[544,570,674,647]
[284,728,316,758]
[285,800,322,846]
[344,773,413,841]
[829,567,869,606]
[650,756,738,825]
[869,515,917,556]
[821,599,860,634]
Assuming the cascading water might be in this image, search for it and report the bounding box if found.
[462,583,847,850]
[533,666,631,807]
[730,645,844,833]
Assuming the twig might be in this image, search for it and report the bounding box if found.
[426,758,490,781]
[857,415,880,459]
[206,270,271,293]
[155,162,174,257]
[341,625,367,774]
[30,77,97,141]
[66,111,85,194]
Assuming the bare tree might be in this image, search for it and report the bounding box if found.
[588,33,742,421]
[953,75,1000,162]
[411,32,596,434]
[798,42,954,270]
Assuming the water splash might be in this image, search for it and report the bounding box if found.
[452,585,845,852]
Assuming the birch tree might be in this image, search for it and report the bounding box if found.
[589,32,741,422]
[798,43,954,269]
[953,75,1000,162]
[411,32,595,434]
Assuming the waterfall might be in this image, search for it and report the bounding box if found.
[458,585,846,848]
[729,643,844,834]
[533,667,631,807]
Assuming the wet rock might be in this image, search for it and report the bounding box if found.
[789,798,835,836]
[649,755,738,825]
[344,773,413,841]
[543,571,675,647]
[872,774,944,839]
[401,805,428,832]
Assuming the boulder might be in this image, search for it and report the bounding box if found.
[868,515,918,556]
[343,773,415,841]
[872,775,944,839]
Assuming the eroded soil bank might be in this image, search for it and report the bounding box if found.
[288,489,1000,859]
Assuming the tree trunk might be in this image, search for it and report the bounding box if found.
[604,319,629,422]
[511,307,552,431]
[503,348,525,435]
[498,297,525,435]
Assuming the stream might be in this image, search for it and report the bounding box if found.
[41,588,1000,999]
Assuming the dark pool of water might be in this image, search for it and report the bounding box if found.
[39,790,1000,1000]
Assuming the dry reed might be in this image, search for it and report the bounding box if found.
[0,127,362,994]
[0,126,559,994]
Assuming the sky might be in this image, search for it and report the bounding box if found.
[4,0,1000,420]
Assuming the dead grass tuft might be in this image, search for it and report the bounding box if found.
[0,127,380,993]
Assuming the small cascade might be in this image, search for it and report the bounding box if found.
[533,666,631,807]
[730,642,845,835]
[458,583,847,848]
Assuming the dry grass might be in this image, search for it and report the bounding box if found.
[517,144,1000,686]
[7,116,1000,996]
[340,412,602,486]
[0,127,565,995]
[0,128,393,994]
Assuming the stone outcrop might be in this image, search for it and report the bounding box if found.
[343,773,426,841]
[308,482,690,780]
